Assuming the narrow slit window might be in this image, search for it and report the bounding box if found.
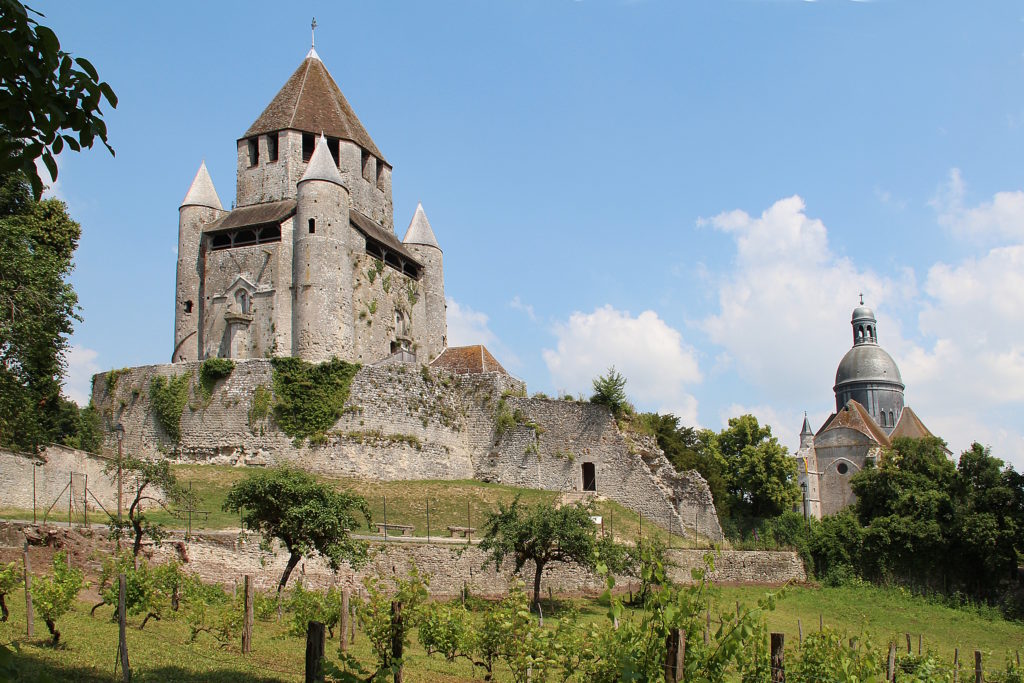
[247,137,259,167]
[327,137,340,167]
[308,218,316,234]
[267,133,279,162]
[302,133,314,162]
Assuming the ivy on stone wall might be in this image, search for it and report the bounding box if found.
[149,372,191,442]
[198,358,235,402]
[248,384,273,434]
[270,357,360,445]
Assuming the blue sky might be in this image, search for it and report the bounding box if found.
[37,1,1024,464]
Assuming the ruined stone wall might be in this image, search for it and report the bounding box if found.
[475,397,723,542]
[88,360,715,538]
[0,445,120,513]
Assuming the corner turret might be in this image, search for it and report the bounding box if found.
[403,203,446,361]
[293,135,352,361]
[174,162,225,362]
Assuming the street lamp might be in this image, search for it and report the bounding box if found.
[800,481,808,527]
[113,423,125,538]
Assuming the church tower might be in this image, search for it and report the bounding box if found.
[833,301,905,434]
[173,162,225,362]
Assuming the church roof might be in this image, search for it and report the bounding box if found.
[243,53,386,162]
[299,134,345,186]
[889,406,935,440]
[820,399,891,447]
[204,199,296,232]
[181,161,223,210]
[402,203,440,249]
[834,344,904,388]
[430,345,509,375]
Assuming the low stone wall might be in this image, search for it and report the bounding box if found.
[147,532,805,596]
[0,445,119,514]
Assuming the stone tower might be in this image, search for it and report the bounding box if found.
[833,302,905,434]
[293,135,352,361]
[402,204,447,361]
[172,44,448,365]
[173,162,225,362]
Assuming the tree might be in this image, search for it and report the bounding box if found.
[30,550,83,645]
[590,366,629,418]
[222,466,370,594]
[0,170,97,452]
[639,412,730,517]
[107,455,190,557]
[711,415,799,525]
[0,0,117,198]
[479,496,601,608]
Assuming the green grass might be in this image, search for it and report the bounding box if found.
[2,580,1023,682]
[2,465,702,546]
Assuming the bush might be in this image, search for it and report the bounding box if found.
[149,372,191,442]
[30,551,84,645]
[590,366,628,418]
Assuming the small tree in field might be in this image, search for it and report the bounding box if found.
[30,551,83,645]
[107,455,190,557]
[222,466,371,594]
[479,496,601,608]
[590,366,629,418]
[0,561,20,621]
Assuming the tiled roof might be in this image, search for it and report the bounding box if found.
[821,399,891,447]
[243,55,385,162]
[181,161,223,209]
[350,210,421,267]
[402,203,439,249]
[204,199,296,232]
[889,406,934,440]
[430,345,508,375]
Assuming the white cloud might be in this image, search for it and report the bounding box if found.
[542,305,701,423]
[446,298,497,347]
[931,168,1024,242]
[63,345,101,406]
[34,152,64,201]
[702,184,1024,466]
[509,296,537,322]
[698,195,910,406]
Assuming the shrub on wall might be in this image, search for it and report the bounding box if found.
[198,358,235,401]
[270,357,360,445]
[149,372,191,442]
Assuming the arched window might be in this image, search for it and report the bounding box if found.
[889,410,895,426]
[879,412,887,427]
[857,325,864,339]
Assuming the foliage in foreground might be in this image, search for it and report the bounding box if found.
[29,551,83,645]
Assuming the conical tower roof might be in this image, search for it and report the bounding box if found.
[800,413,814,437]
[181,161,222,209]
[299,134,345,187]
[243,52,385,162]
[402,203,440,249]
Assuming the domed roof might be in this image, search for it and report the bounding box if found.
[834,344,903,387]
[852,305,875,321]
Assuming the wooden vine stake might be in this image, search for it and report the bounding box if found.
[23,542,33,638]
[241,575,254,655]
[975,650,983,683]
[118,573,131,683]
[954,648,960,683]
[663,628,685,682]
[797,618,803,644]
[339,589,350,654]
[305,621,325,683]
[886,643,896,682]
[391,601,404,683]
[770,632,785,683]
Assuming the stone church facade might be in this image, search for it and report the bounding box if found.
[173,47,446,366]
[796,302,943,518]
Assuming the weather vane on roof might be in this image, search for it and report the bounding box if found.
[311,17,318,48]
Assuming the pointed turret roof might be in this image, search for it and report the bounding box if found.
[243,53,385,162]
[181,161,222,209]
[299,134,345,187]
[402,203,440,249]
[800,413,814,437]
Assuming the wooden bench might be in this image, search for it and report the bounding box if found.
[375,523,414,537]
[447,526,477,538]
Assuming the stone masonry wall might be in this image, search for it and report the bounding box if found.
[87,360,717,538]
[0,445,120,513]
[146,532,804,596]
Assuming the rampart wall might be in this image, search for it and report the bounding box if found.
[87,359,722,539]
[0,445,119,514]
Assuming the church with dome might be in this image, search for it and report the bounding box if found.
[795,301,944,518]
